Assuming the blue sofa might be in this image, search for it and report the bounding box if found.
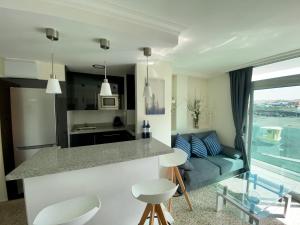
[171,131,246,190]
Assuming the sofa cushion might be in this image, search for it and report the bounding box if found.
[203,132,222,156]
[179,160,194,171]
[185,158,220,189]
[171,133,191,147]
[174,134,191,158]
[192,131,214,140]
[222,145,242,159]
[191,135,207,158]
[206,154,244,175]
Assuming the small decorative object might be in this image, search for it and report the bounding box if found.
[145,78,165,115]
[142,120,147,139]
[146,120,151,138]
[188,98,202,129]
[142,120,151,138]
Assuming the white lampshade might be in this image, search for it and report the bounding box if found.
[100,78,112,96]
[46,78,62,94]
[143,83,152,98]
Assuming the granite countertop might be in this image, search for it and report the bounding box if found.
[70,123,135,135]
[6,138,173,180]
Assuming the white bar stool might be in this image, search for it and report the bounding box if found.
[132,179,178,225]
[33,195,101,225]
[159,148,193,212]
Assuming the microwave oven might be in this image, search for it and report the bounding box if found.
[98,94,119,110]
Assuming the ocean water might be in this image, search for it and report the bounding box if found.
[251,116,300,178]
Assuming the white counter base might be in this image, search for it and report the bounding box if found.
[24,156,159,225]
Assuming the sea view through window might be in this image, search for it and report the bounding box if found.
[251,86,300,182]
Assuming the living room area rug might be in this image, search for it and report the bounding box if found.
[171,185,300,225]
[0,184,299,225]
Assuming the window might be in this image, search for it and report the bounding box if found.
[249,76,300,182]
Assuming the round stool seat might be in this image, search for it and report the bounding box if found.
[33,195,101,225]
[132,179,178,204]
[159,148,187,168]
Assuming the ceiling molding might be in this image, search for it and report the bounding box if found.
[229,48,300,72]
[0,0,185,36]
[49,0,186,35]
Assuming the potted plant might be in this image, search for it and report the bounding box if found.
[188,99,202,129]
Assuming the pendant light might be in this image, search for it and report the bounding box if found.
[143,47,152,98]
[99,38,112,96]
[45,28,61,94]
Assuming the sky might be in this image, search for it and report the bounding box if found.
[254,86,300,101]
[253,57,300,101]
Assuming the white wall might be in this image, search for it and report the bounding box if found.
[207,74,235,147]
[0,58,65,81]
[0,57,4,76]
[135,62,172,146]
[172,74,210,134]
[36,61,65,81]
[0,58,8,201]
[174,75,188,133]
[0,124,8,202]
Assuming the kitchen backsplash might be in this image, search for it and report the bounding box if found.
[67,110,126,127]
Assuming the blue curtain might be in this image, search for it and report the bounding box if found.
[229,67,252,170]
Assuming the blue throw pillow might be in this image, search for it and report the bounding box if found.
[191,135,208,158]
[202,133,222,156]
[174,134,191,158]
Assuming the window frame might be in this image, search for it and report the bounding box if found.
[247,74,300,167]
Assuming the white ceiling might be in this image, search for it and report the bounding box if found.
[1,0,300,77]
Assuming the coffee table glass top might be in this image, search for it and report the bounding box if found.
[217,171,290,215]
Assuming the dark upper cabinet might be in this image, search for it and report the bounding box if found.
[66,71,124,110]
[126,74,135,110]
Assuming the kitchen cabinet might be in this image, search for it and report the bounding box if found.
[70,133,95,147]
[70,130,135,147]
[66,71,124,110]
[95,130,134,144]
[126,74,135,110]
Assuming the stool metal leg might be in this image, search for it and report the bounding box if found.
[174,166,193,211]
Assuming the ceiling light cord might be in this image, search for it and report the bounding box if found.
[50,36,56,79]
[51,53,54,79]
[146,56,149,85]
[104,61,107,79]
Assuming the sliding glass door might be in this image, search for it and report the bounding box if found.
[249,76,300,182]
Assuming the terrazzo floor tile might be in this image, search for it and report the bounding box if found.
[171,186,300,225]
[1,185,299,225]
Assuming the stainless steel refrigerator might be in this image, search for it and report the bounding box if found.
[10,87,56,168]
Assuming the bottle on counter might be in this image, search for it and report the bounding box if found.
[146,120,151,138]
[142,120,147,139]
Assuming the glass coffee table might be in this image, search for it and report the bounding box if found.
[216,171,291,225]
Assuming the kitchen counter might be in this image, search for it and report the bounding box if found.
[70,123,135,135]
[6,138,172,180]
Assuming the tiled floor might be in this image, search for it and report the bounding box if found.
[0,182,299,225]
[0,199,27,225]
[171,185,300,225]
